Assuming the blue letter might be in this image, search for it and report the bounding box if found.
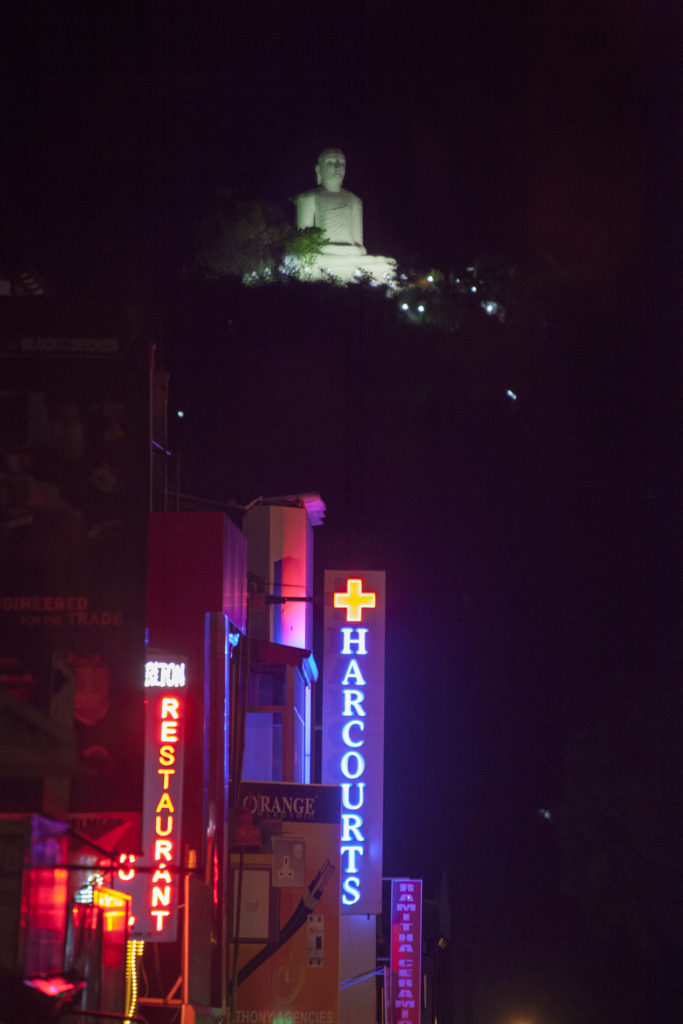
[340,659,367,687]
[341,629,368,655]
[342,720,364,747]
[341,751,365,779]
[342,876,361,905]
[342,689,366,716]
[341,782,365,810]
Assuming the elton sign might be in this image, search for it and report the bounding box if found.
[322,571,385,915]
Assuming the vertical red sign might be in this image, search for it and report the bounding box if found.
[389,878,422,1024]
[116,659,186,941]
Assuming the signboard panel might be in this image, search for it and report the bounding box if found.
[322,571,385,915]
[388,878,422,1024]
[0,299,149,814]
[114,658,186,942]
[230,781,341,1023]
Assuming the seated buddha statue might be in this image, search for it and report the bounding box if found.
[293,149,396,284]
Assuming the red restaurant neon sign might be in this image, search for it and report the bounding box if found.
[148,693,182,933]
[117,660,186,941]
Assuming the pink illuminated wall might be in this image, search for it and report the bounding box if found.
[244,504,315,651]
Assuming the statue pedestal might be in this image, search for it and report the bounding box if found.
[296,248,397,285]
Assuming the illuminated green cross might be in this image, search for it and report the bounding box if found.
[333,578,376,622]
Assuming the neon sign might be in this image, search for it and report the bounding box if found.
[92,886,130,933]
[388,878,422,1024]
[116,659,185,941]
[333,578,376,621]
[322,571,385,915]
[148,693,183,934]
[144,660,186,688]
[117,853,136,883]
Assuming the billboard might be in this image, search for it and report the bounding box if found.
[322,571,385,915]
[230,781,341,1023]
[0,299,150,814]
[388,878,422,1024]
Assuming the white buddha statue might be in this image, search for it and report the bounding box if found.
[293,149,396,284]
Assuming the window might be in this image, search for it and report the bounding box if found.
[242,655,310,783]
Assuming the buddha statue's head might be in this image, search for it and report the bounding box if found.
[316,149,346,192]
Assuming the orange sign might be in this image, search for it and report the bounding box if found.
[230,782,341,1023]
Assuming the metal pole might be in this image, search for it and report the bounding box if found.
[182,865,190,1006]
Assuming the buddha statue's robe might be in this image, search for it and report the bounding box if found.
[295,187,366,254]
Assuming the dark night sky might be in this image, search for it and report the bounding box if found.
[4,1,655,280]
[3,3,680,1022]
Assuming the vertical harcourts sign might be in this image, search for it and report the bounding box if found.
[322,571,385,915]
